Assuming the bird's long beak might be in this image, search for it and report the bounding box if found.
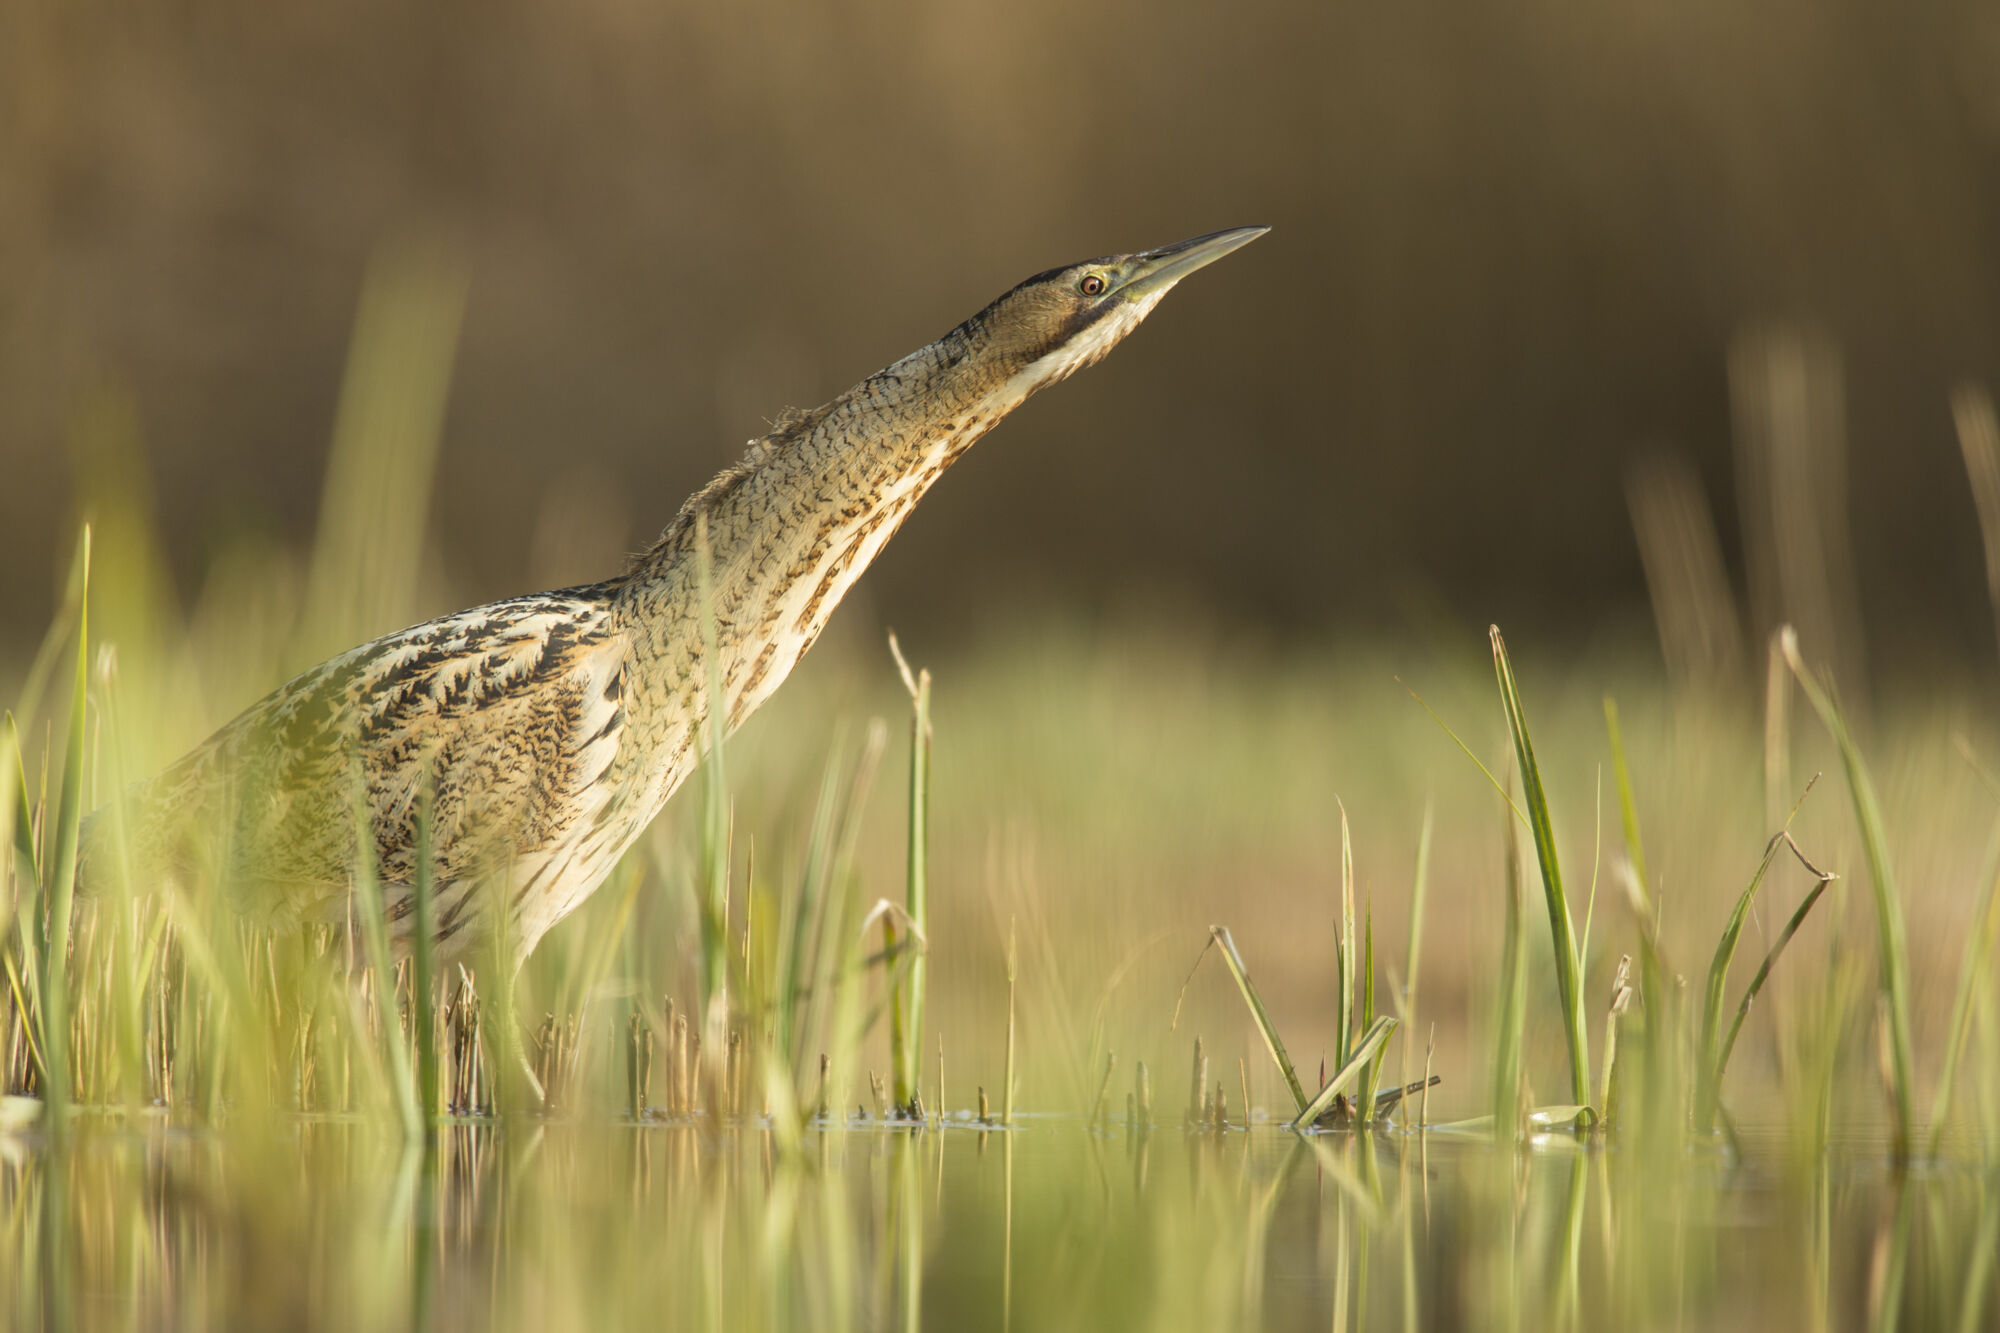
[1116,226,1270,300]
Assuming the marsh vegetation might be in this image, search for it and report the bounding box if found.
[5,278,2000,1332]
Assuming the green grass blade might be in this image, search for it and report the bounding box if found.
[1002,918,1017,1127]
[1580,767,1602,965]
[1956,1187,2000,1333]
[1493,783,1528,1140]
[1358,906,1381,1117]
[1781,627,1917,1159]
[1336,798,1356,1066]
[1395,802,1433,1115]
[1400,678,1529,829]
[1605,696,1673,1132]
[1604,698,1649,897]
[694,514,731,1047]
[888,635,931,1116]
[411,778,439,1126]
[778,742,850,1083]
[1209,926,1309,1113]
[4,714,33,875]
[1694,831,1798,1132]
[7,536,88,741]
[1710,850,1836,1110]
[348,770,420,1138]
[37,525,91,1131]
[2,946,46,1085]
[1926,811,2000,1157]
[1291,1015,1397,1129]
[1404,801,1432,1020]
[1491,626,1590,1107]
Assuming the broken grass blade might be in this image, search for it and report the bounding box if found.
[1291,1014,1397,1130]
[1711,849,1836,1109]
[1695,828,1808,1131]
[2,947,46,1086]
[1209,926,1309,1113]
[1781,626,1917,1159]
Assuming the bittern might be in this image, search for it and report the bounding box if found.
[80,226,1268,962]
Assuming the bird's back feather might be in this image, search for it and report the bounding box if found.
[83,585,634,953]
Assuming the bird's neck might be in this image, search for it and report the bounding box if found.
[613,324,1027,730]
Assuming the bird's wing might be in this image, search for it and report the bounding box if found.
[91,587,631,929]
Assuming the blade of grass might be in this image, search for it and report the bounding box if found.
[1765,630,1794,834]
[1601,956,1634,1128]
[775,733,850,1083]
[1579,767,1602,966]
[1395,801,1433,1125]
[887,634,931,1118]
[1952,386,2000,669]
[1493,768,1528,1140]
[4,715,31,875]
[2,947,45,1086]
[1358,907,1381,1119]
[7,536,89,742]
[1291,1015,1397,1130]
[1491,626,1590,1107]
[1956,1184,2000,1333]
[1925,808,2000,1158]
[1781,626,1916,1159]
[1606,696,1673,1138]
[411,776,439,1126]
[348,771,420,1139]
[1399,678,1529,829]
[1603,698,1650,922]
[1208,926,1308,1114]
[1709,843,1836,1110]
[1695,811,1821,1132]
[1002,918,1017,1127]
[694,513,731,1080]
[1336,798,1356,1067]
[37,525,91,1131]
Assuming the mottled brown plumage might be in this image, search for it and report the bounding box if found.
[80,227,1268,962]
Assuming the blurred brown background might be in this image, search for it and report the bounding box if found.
[5,0,2000,673]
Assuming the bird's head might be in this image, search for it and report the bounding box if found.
[968,226,1270,393]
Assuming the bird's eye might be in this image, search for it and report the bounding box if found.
[1079,273,1107,297]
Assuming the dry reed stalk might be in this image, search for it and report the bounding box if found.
[1626,452,1746,696]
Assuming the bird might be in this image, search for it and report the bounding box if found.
[79,226,1269,964]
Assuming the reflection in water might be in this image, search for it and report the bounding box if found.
[2,1116,1994,1330]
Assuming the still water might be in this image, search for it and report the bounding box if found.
[3,1113,1993,1331]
